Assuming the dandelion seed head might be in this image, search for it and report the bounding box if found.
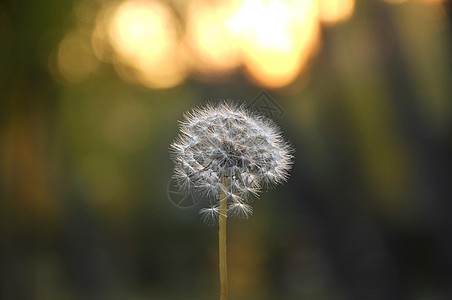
[170,101,293,222]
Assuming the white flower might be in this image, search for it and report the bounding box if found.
[170,101,293,222]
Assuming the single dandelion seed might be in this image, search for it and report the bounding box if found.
[169,101,293,300]
[199,205,221,225]
[228,201,253,219]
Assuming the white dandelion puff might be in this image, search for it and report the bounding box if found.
[170,101,293,223]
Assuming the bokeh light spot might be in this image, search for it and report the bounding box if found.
[93,0,187,89]
[232,0,320,88]
[185,0,242,77]
[381,0,408,4]
[318,0,355,25]
[56,30,98,83]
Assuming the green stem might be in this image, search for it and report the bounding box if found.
[219,175,228,300]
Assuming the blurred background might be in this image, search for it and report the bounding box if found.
[1,0,452,299]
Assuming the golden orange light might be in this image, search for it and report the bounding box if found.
[318,0,355,25]
[94,0,186,89]
[56,30,98,83]
[185,0,242,76]
[381,0,408,4]
[230,0,320,88]
[59,0,365,89]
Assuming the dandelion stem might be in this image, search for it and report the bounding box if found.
[219,174,228,300]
